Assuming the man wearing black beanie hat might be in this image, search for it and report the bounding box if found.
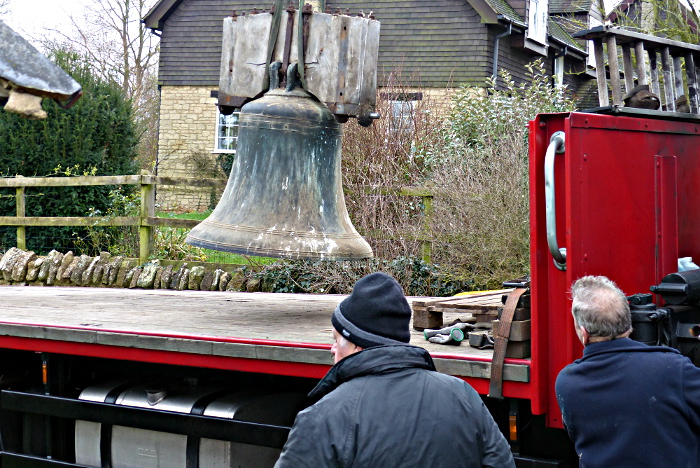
[275,272,514,468]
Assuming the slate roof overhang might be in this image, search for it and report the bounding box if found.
[145,0,530,30]
[549,18,587,60]
[467,0,526,26]
[549,0,594,15]
[144,0,182,30]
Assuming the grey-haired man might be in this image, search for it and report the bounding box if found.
[556,275,700,468]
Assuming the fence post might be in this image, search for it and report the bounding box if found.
[16,176,26,250]
[421,194,433,263]
[139,171,155,265]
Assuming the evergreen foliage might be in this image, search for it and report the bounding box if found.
[0,50,139,253]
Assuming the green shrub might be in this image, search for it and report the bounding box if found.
[0,50,139,254]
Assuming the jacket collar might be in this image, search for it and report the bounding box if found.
[309,344,436,399]
[581,337,679,360]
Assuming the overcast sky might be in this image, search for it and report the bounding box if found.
[3,0,698,44]
[3,0,90,42]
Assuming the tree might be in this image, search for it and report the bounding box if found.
[644,0,699,43]
[609,0,700,42]
[46,0,160,169]
[0,49,140,254]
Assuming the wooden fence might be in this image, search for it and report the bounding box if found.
[0,173,434,265]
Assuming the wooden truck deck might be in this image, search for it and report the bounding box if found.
[0,286,530,387]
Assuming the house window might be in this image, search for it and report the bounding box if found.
[382,92,423,134]
[215,109,240,152]
[527,0,548,45]
[554,56,565,88]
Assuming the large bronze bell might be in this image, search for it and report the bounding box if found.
[186,65,373,260]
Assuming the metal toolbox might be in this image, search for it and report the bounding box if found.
[75,381,306,468]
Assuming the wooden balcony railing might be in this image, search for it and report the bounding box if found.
[575,26,700,114]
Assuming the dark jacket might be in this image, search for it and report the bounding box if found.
[274,344,514,468]
[556,338,700,468]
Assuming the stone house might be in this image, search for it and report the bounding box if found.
[144,0,595,211]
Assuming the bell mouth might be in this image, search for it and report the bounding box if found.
[186,220,373,261]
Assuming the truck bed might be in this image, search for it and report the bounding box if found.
[0,286,529,391]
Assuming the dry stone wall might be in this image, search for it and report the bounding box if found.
[0,247,250,292]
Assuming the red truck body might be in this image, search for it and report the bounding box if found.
[529,112,700,429]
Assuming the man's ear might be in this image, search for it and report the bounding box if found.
[578,325,590,346]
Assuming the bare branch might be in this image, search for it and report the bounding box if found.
[51,0,160,170]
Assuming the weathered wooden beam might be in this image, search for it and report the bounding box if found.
[621,43,635,93]
[686,53,699,113]
[0,175,141,187]
[140,172,156,265]
[0,175,228,189]
[635,41,647,86]
[673,55,685,103]
[662,47,676,111]
[575,25,700,55]
[421,195,433,263]
[594,39,609,106]
[649,48,662,99]
[0,216,139,227]
[16,183,25,251]
[607,35,623,105]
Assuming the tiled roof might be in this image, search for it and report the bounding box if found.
[483,0,525,24]
[549,0,594,14]
[549,18,586,51]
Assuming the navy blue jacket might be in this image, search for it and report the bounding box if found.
[275,345,514,468]
[556,338,700,468]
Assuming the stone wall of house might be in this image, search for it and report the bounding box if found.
[156,86,225,212]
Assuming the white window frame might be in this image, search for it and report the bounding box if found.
[382,92,422,134]
[527,0,548,45]
[388,99,415,133]
[554,55,565,88]
[214,109,240,153]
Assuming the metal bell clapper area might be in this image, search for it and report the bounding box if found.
[186,3,380,260]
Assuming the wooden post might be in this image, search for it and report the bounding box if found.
[606,35,623,105]
[594,39,609,106]
[661,47,676,111]
[635,41,647,86]
[673,56,684,102]
[421,194,433,263]
[139,171,155,265]
[16,176,25,251]
[621,43,635,94]
[685,53,699,113]
[649,48,661,99]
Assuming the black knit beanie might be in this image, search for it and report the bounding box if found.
[331,272,412,348]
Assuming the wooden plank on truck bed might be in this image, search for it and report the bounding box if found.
[412,289,512,330]
[0,286,529,384]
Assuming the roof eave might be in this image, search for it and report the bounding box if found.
[549,37,587,60]
[496,14,527,30]
[143,0,182,31]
